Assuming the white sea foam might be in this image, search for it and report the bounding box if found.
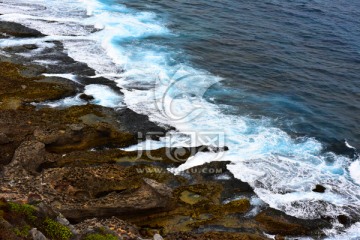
[33,60,60,65]
[37,84,124,108]
[324,222,360,240]
[84,84,124,108]
[350,160,360,185]
[346,140,356,150]
[42,73,80,84]
[1,0,360,231]
[37,94,86,108]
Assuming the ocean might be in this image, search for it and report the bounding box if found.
[1,0,360,237]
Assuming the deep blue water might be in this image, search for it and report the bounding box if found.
[112,0,360,150]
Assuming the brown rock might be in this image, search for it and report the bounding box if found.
[75,216,141,239]
[165,231,269,240]
[79,93,95,101]
[9,140,46,173]
[255,208,331,236]
[34,128,65,144]
[0,132,10,144]
[38,165,174,221]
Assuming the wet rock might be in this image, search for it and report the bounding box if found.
[30,228,48,240]
[0,21,45,38]
[0,132,10,144]
[79,93,95,101]
[19,64,47,78]
[337,214,351,226]
[115,108,169,139]
[255,208,331,236]
[312,184,326,193]
[185,161,254,199]
[136,147,230,165]
[223,198,251,213]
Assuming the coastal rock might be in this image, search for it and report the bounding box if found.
[0,132,10,144]
[0,218,19,240]
[34,127,68,145]
[40,165,175,221]
[165,231,269,240]
[185,161,254,199]
[312,184,326,193]
[255,208,331,236]
[75,216,141,239]
[337,214,351,226]
[79,93,95,101]
[0,21,45,38]
[30,228,48,240]
[9,140,46,174]
[0,61,77,105]
[153,233,164,240]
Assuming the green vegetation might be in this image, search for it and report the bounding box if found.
[8,202,36,221]
[83,233,118,240]
[13,225,31,237]
[43,218,73,240]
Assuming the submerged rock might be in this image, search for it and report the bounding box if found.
[312,184,326,193]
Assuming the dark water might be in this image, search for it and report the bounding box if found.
[113,0,360,149]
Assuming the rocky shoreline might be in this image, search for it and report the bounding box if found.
[0,21,340,240]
